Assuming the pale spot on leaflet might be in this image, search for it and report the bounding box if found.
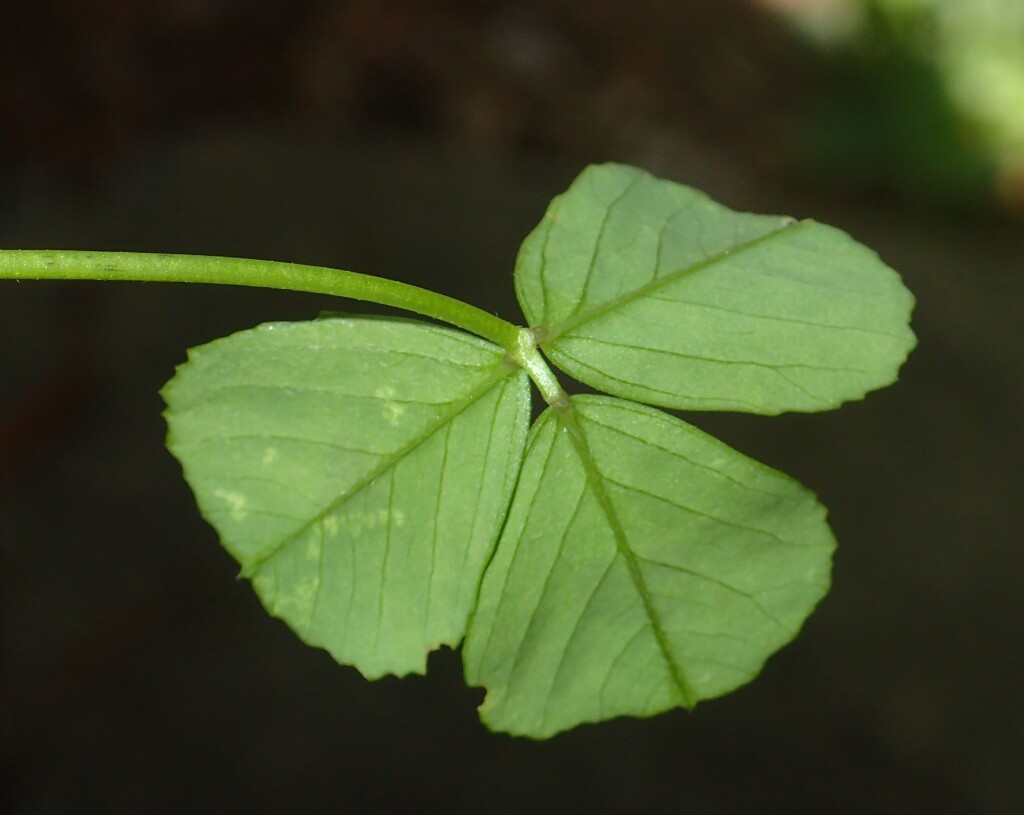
[306,535,322,562]
[261,447,278,466]
[340,507,402,536]
[275,576,318,620]
[374,384,406,426]
[213,488,248,521]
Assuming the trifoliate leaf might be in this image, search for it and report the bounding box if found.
[515,163,916,413]
[163,318,530,678]
[464,395,834,737]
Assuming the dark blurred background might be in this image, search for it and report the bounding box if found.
[1,1,1021,812]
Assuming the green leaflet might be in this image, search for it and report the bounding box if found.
[515,163,917,413]
[162,318,530,678]
[464,396,834,737]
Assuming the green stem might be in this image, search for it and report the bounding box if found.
[0,250,520,349]
[509,327,569,408]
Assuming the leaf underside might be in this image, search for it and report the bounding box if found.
[157,162,915,738]
[464,395,834,737]
[163,318,530,678]
[515,163,917,414]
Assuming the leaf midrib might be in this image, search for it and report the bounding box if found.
[556,404,698,708]
[539,218,806,345]
[242,361,520,575]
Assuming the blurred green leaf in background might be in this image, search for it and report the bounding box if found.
[763,0,1024,209]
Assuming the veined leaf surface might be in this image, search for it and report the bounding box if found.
[464,395,834,737]
[163,318,530,678]
[515,163,916,413]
